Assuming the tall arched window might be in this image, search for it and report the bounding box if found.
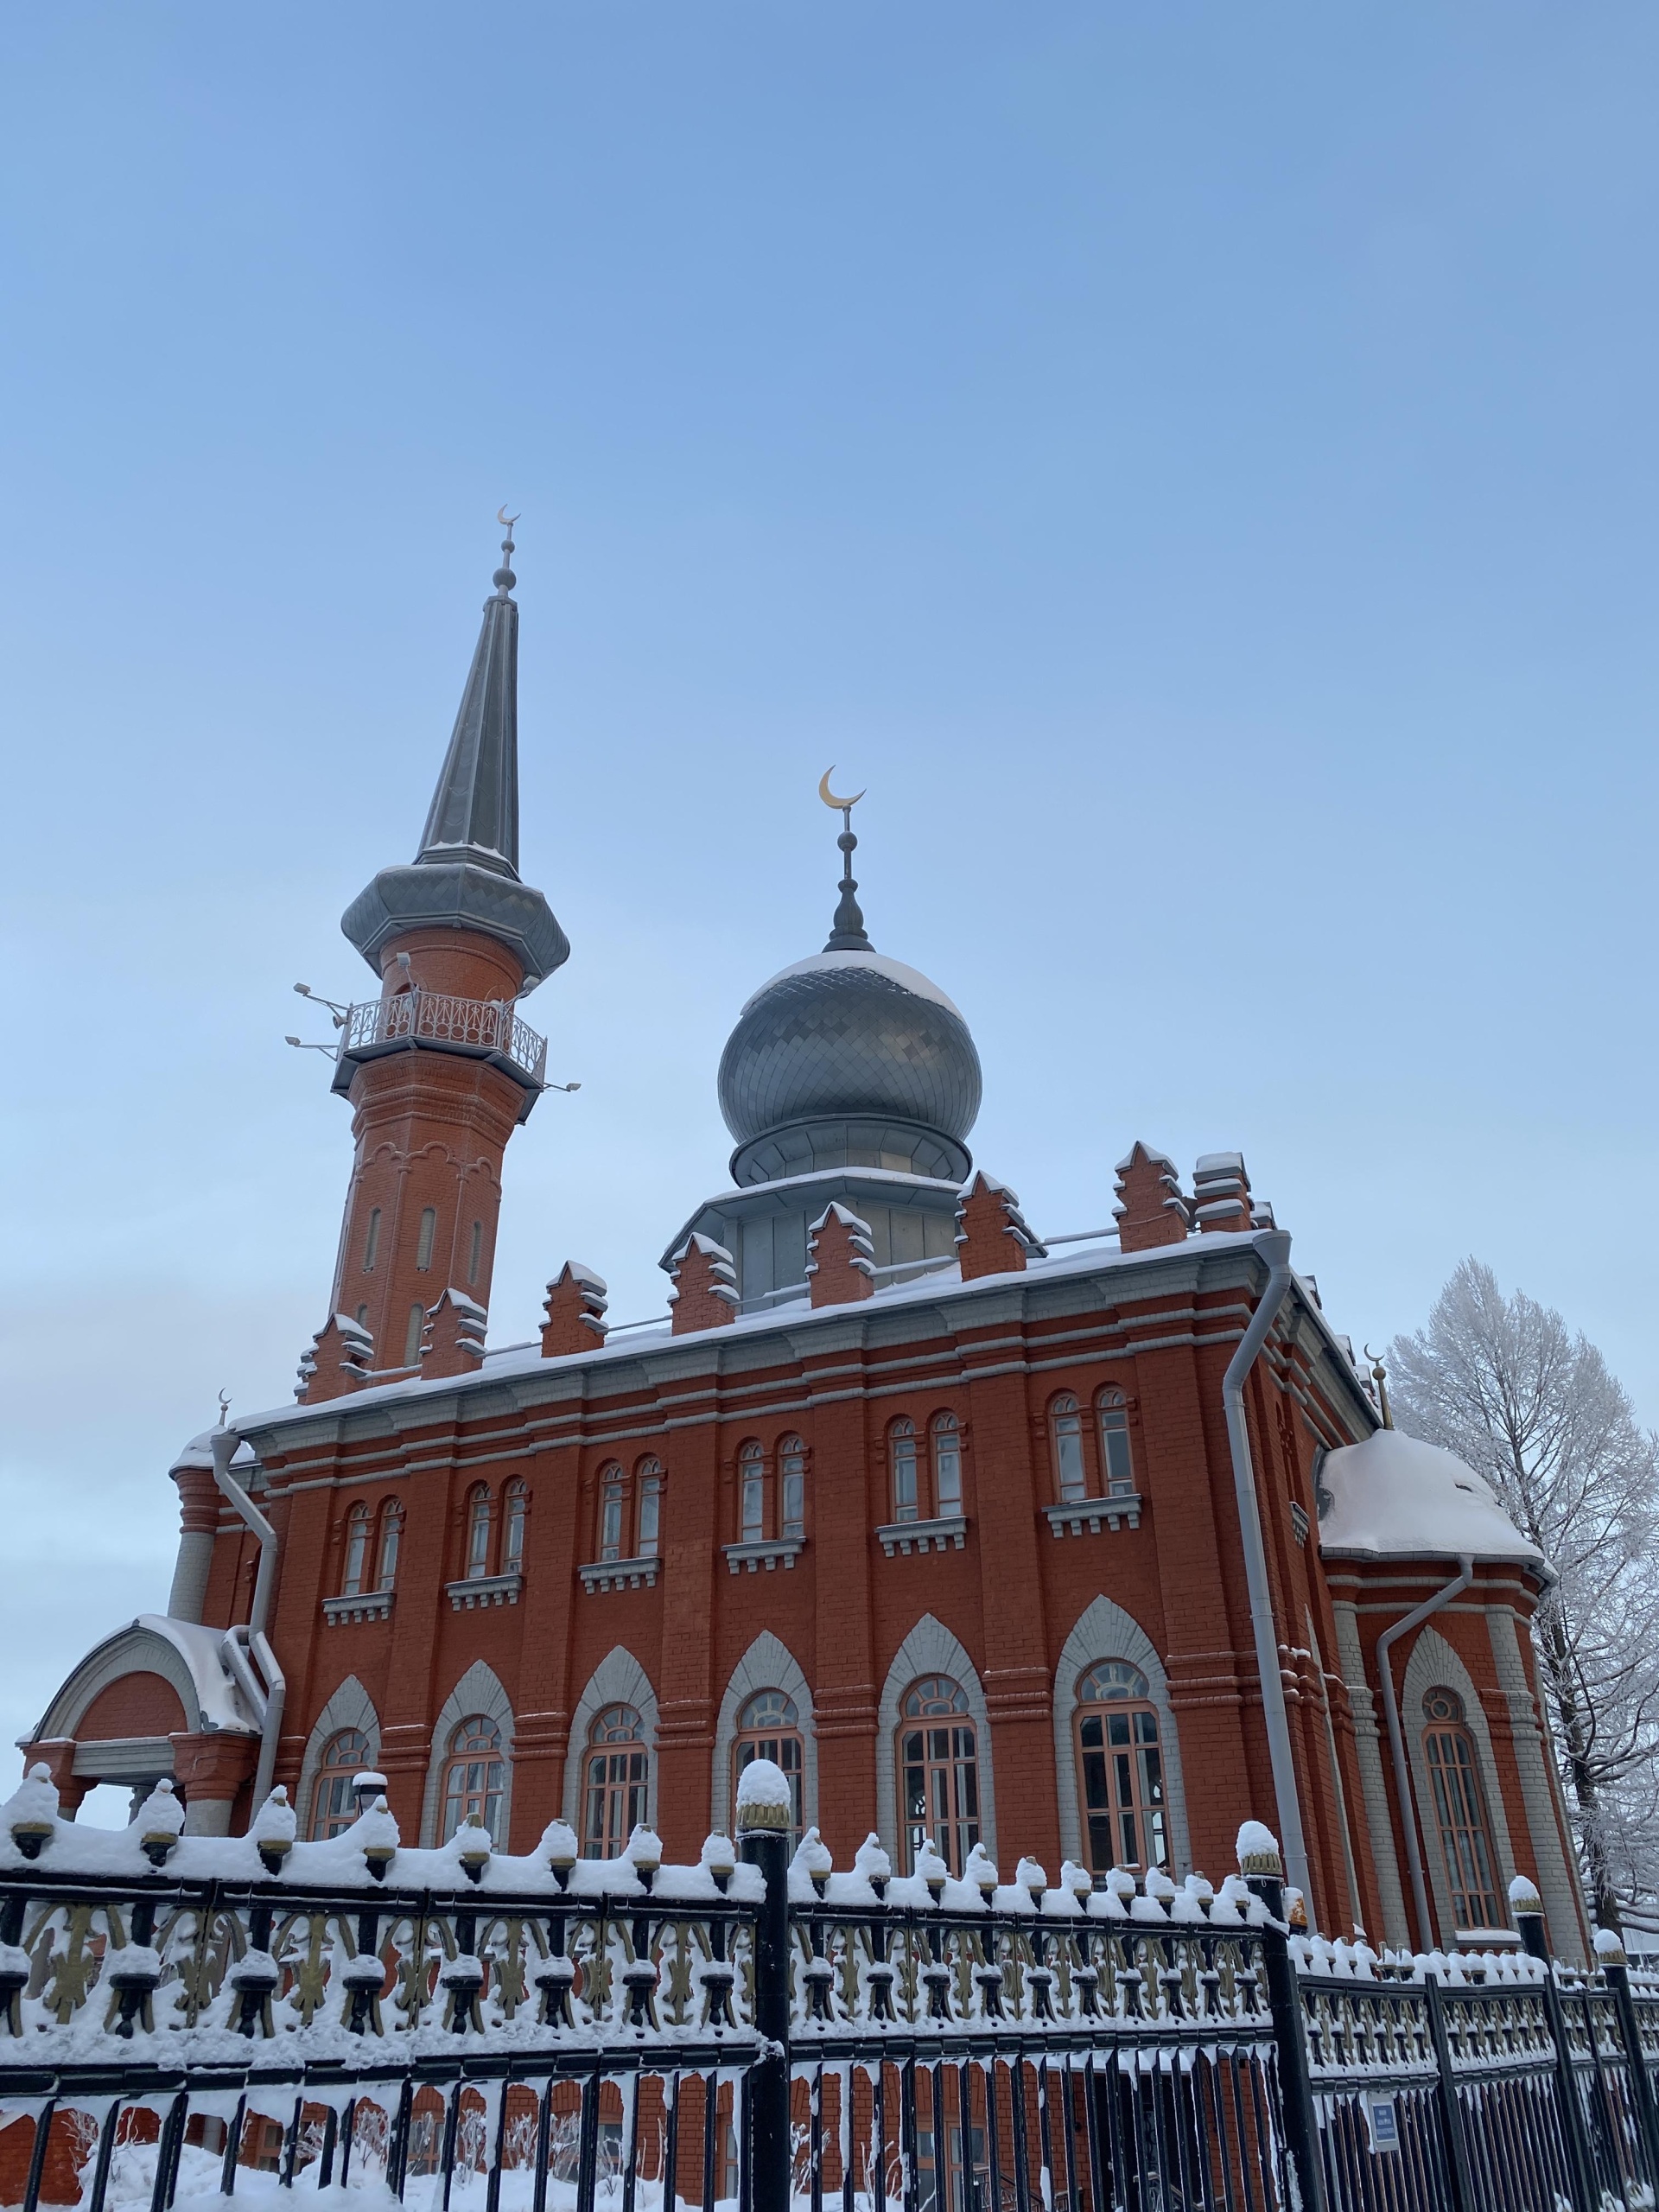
[502,1480,528,1572]
[341,1505,372,1596]
[931,1414,963,1515]
[1051,1395,1086,1504]
[1096,1390,1135,1497]
[734,1690,805,1847]
[890,1420,919,1523]
[899,1676,979,1876]
[779,1436,806,1539]
[362,1207,381,1272]
[404,1302,425,1370]
[310,1727,373,1840]
[582,1705,647,1857]
[739,1440,766,1542]
[636,1460,663,1556]
[440,1715,505,1842]
[1422,1688,1502,1928]
[416,1207,438,1272]
[1074,1661,1166,1873]
[599,1467,625,1561]
[376,1502,404,1592]
[465,1485,493,1579]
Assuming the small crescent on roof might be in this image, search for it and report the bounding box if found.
[497,505,520,528]
[819,766,866,810]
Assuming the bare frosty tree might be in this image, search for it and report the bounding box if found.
[1389,1260,1659,1933]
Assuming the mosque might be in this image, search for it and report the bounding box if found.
[19,528,1589,1960]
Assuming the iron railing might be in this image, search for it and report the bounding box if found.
[337,992,548,1089]
[3,1779,1659,2212]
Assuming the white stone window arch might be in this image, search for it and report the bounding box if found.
[296,1676,381,1840]
[562,1647,659,1834]
[420,1660,515,1846]
[1402,1624,1517,1946]
[1052,1594,1192,1877]
[710,1632,817,1838]
[876,1615,996,1865]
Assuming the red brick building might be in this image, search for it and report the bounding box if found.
[21,530,1590,1961]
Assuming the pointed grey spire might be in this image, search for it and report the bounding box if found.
[416,523,522,879]
[340,518,569,990]
[823,815,873,951]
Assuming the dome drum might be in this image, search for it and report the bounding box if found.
[731,1114,970,1189]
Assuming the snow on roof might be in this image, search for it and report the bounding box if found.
[740,949,964,1020]
[1319,1428,1545,1568]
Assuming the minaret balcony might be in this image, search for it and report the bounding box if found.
[330,988,548,1101]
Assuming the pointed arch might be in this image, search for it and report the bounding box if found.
[1402,1624,1516,1945]
[562,1648,659,1832]
[710,1633,817,1837]
[1052,1594,1191,1877]
[421,1660,515,1846]
[296,1676,381,1840]
[876,1615,996,1863]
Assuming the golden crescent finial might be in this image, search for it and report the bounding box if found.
[819,766,866,811]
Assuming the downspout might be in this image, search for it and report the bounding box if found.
[1222,1229,1313,1904]
[211,1427,288,1811]
[1376,1554,1473,1950]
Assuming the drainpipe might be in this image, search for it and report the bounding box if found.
[1376,1554,1474,1950]
[1222,1230,1313,1905]
[211,1427,288,1812]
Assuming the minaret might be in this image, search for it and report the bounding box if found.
[297,523,569,1402]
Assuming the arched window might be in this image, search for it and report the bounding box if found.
[1074,1660,1166,1873]
[416,1207,438,1272]
[1096,1390,1135,1497]
[599,1467,625,1561]
[739,1441,766,1542]
[582,1704,647,1858]
[376,1502,404,1592]
[440,1715,505,1842]
[931,1413,963,1515]
[467,1220,482,1286]
[355,1301,370,1327]
[502,1480,528,1572]
[341,1504,372,1596]
[403,1302,425,1370]
[1052,1395,1086,1504]
[465,1485,493,1579]
[779,1436,806,1539]
[891,1420,919,1524]
[899,1676,979,1876]
[1422,1688,1502,1928]
[636,1460,663,1556]
[311,1726,373,1840]
[362,1206,381,1273]
[734,1690,804,1847]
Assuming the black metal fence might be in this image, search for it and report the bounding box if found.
[3,1784,1658,2212]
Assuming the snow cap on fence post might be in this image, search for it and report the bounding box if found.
[624,1823,664,1890]
[355,1794,399,1880]
[135,1777,185,1866]
[4,1764,60,1859]
[540,1818,579,1887]
[251,1786,296,1875]
[791,1827,833,1897]
[735,1758,791,1833]
[1509,1873,1549,1961]
[855,1834,892,1899]
[1236,1820,1285,1920]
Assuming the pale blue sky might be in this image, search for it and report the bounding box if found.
[3,4,1657,1779]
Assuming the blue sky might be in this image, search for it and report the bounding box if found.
[3,3,1657,1784]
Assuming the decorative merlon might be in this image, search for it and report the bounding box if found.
[954,1173,1044,1282]
[1113,1141,1191,1253]
[542,1261,610,1357]
[668,1234,739,1335]
[295,1313,375,1404]
[806,1203,875,1309]
[423,1288,488,1376]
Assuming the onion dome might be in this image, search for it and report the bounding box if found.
[715,791,982,1185]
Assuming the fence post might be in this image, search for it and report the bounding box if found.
[738,1764,792,2212]
[1596,1934,1659,2196]
[1420,1974,1476,2212]
[1241,1834,1326,2212]
[1514,1886,1599,2212]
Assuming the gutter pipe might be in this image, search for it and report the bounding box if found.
[1376,1553,1474,1949]
[211,1427,288,1812]
[1222,1229,1313,1905]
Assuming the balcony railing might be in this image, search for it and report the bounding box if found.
[337,989,547,1089]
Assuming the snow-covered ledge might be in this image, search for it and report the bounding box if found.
[1044,1495,1142,1536]
[580,1554,662,1592]
[723,1536,805,1574]
[322,1590,394,1625]
[877,1516,967,1556]
[446,1571,523,1611]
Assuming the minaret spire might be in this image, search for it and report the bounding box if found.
[416,513,523,879]
[818,766,873,951]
